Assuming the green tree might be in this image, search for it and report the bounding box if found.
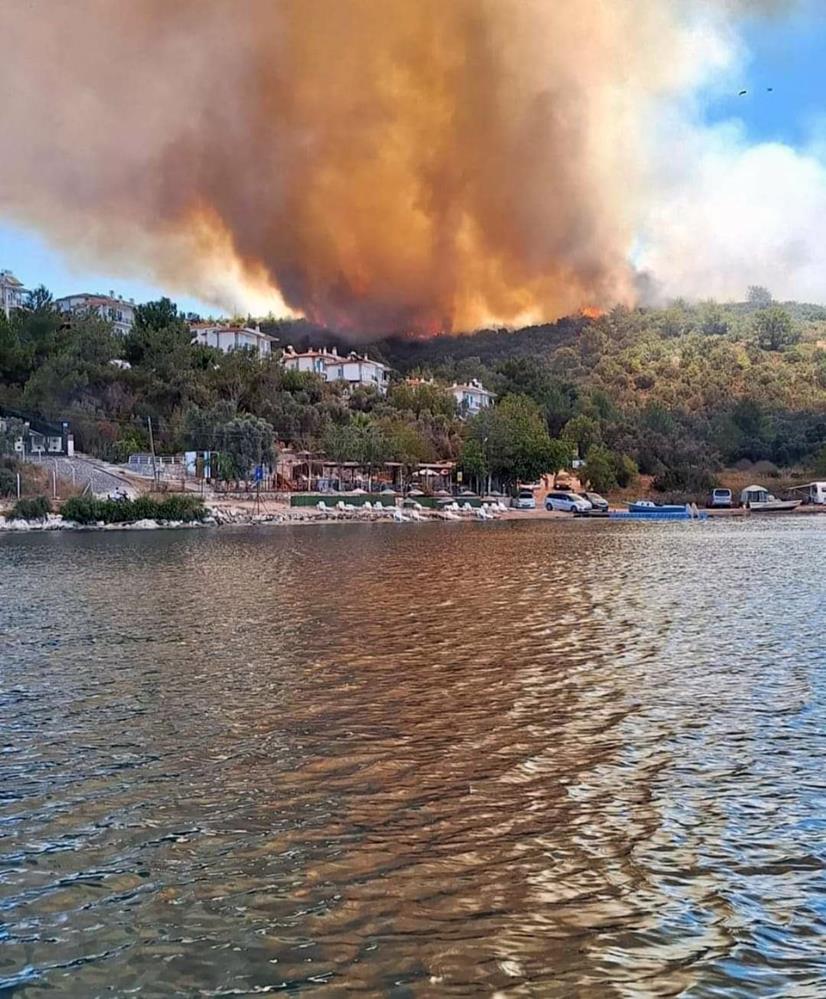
[380,418,433,465]
[3,294,63,379]
[216,415,276,481]
[495,358,577,434]
[25,285,54,313]
[473,394,555,487]
[561,413,601,458]
[123,315,192,368]
[747,285,773,308]
[812,444,826,478]
[20,314,119,419]
[322,421,360,463]
[612,453,639,489]
[753,306,799,352]
[458,436,488,492]
[322,415,389,471]
[354,417,390,471]
[388,381,456,418]
[547,437,575,477]
[583,445,618,493]
[698,300,729,336]
[134,297,182,332]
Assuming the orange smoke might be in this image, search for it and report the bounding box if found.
[0,1,706,335]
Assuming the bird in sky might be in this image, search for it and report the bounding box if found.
[738,89,748,96]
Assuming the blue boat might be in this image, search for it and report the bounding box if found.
[608,500,707,521]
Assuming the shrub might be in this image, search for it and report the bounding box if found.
[752,306,799,351]
[582,445,617,494]
[60,493,207,525]
[752,459,780,478]
[612,453,639,489]
[0,467,17,497]
[652,464,718,499]
[11,495,52,520]
[154,494,207,521]
[812,445,826,478]
[60,496,102,524]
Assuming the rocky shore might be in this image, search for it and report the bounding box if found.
[0,500,507,533]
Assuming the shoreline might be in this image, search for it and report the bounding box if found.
[2,501,825,534]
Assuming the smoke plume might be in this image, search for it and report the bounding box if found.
[0,1,819,332]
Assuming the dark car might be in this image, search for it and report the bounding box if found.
[578,491,609,512]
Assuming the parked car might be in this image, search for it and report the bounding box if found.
[578,491,608,512]
[545,491,591,513]
[513,488,536,510]
[706,488,733,508]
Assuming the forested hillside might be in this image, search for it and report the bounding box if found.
[271,291,826,487]
[2,286,826,498]
[409,298,826,463]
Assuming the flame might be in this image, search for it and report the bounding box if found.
[580,306,606,319]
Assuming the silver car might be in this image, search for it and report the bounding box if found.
[545,491,592,513]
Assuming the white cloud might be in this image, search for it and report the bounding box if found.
[637,11,826,305]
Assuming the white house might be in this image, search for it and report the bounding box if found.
[280,348,331,377]
[0,270,26,317]
[190,323,276,359]
[451,379,496,417]
[54,292,136,336]
[281,347,391,394]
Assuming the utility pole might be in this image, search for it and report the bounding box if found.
[147,416,159,491]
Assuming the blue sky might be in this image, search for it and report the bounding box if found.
[2,2,825,316]
[701,1,826,149]
[0,224,211,315]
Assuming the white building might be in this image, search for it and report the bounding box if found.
[0,270,26,317]
[54,292,136,336]
[451,379,496,417]
[191,323,276,359]
[281,347,391,394]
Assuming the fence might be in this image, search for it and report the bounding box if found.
[1,456,63,505]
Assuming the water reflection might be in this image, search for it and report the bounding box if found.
[1,520,825,995]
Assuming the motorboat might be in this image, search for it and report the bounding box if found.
[739,485,801,513]
[627,500,690,515]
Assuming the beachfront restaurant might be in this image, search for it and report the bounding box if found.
[277,451,455,494]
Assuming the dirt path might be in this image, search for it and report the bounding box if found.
[32,454,145,498]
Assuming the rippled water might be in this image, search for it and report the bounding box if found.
[1,519,825,996]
